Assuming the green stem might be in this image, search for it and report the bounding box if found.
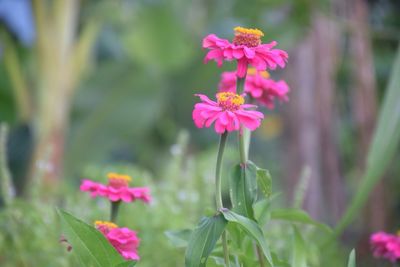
[238,131,247,164]
[110,201,121,222]
[237,73,265,267]
[256,244,266,267]
[236,75,248,164]
[222,231,230,267]
[215,132,228,210]
[0,124,13,207]
[215,131,229,267]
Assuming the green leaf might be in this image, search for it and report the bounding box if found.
[113,262,137,267]
[271,252,291,267]
[347,249,356,267]
[165,229,192,248]
[291,226,307,267]
[271,208,332,234]
[229,162,257,219]
[221,209,273,266]
[256,167,272,198]
[185,214,227,267]
[210,256,239,267]
[57,209,131,267]
[335,44,400,236]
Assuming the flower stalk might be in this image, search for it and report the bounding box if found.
[237,73,248,164]
[215,131,230,267]
[110,201,121,222]
[237,71,266,267]
[216,132,228,209]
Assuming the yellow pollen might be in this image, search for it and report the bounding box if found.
[95,220,118,229]
[107,172,132,182]
[397,230,400,236]
[260,71,270,79]
[234,26,264,37]
[247,68,270,79]
[217,92,245,106]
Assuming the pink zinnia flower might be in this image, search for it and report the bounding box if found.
[80,173,151,203]
[370,231,400,262]
[192,92,264,134]
[203,26,288,78]
[95,221,140,261]
[219,68,290,109]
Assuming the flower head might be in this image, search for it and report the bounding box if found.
[95,221,140,261]
[95,220,118,235]
[370,231,400,262]
[192,92,264,134]
[203,26,288,78]
[80,173,151,203]
[219,68,290,109]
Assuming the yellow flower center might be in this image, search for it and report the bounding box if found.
[107,172,132,182]
[107,172,132,188]
[233,26,264,47]
[247,68,270,79]
[217,92,244,111]
[95,220,118,229]
[234,27,264,37]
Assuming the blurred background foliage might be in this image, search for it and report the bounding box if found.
[0,0,399,266]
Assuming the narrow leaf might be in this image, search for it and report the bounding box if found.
[347,249,356,267]
[291,225,307,267]
[57,209,130,267]
[221,209,273,266]
[185,214,227,267]
[271,208,332,234]
[335,44,400,235]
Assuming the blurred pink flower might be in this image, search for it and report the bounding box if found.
[218,68,290,109]
[95,221,140,261]
[80,173,151,203]
[192,92,264,134]
[370,231,400,262]
[203,27,288,78]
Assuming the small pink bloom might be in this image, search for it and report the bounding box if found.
[80,179,107,198]
[108,227,141,261]
[95,221,140,261]
[192,92,264,134]
[219,69,290,109]
[80,173,151,204]
[370,231,400,262]
[203,27,288,78]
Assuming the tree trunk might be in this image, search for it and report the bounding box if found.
[349,0,386,231]
[313,12,345,223]
[285,8,345,222]
[285,33,324,219]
